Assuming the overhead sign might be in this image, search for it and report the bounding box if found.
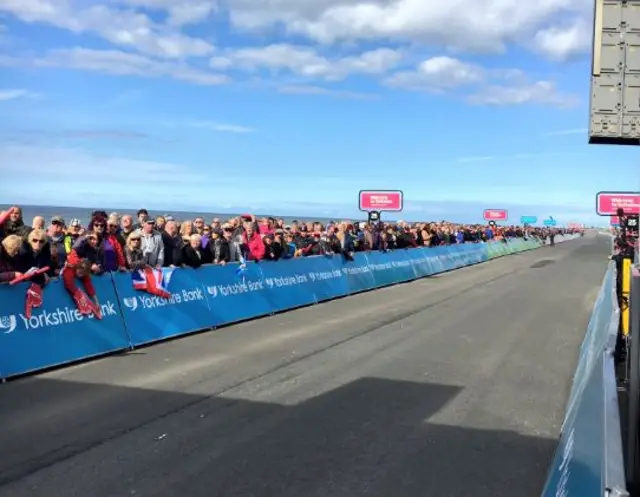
[520,216,538,224]
[595,191,640,216]
[543,216,557,227]
[359,190,403,212]
[483,209,508,222]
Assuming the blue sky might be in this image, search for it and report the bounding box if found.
[0,0,637,226]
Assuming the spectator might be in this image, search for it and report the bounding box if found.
[180,220,194,239]
[0,234,23,282]
[155,216,166,231]
[61,258,101,313]
[64,219,83,254]
[140,219,164,267]
[210,228,230,264]
[263,233,281,260]
[125,232,146,270]
[162,221,183,267]
[32,216,45,230]
[68,231,102,274]
[182,233,209,268]
[194,217,206,235]
[48,216,67,275]
[243,222,266,261]
[0,206,30,239]
[200,223,211,250]
[121,215,135,240]
[134,209,149,230]
[19,228,54,284]
[104,216,127,272]
[223,223,244,262]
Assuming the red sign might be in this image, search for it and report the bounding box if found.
[611,216,620,226]
[359,190,403,212]
[483,209,508,221]
[596,191,640,215]
[567,222,582,229]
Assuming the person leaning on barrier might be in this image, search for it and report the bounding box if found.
[61,258,101,313]
[19,228,54,285]
[125,231,146,270]
[209,227,230,264]
[0,234,23,282]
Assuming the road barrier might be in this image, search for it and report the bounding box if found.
[0,235,577,380]
[541,261,628,497]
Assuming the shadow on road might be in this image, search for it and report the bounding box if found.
[0,375,569,497]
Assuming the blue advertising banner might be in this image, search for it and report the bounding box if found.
[113,267,214,347]
[199,262,273,327]
[339,252,378,294]
[257,257,321,312]
[0,237,552,380]
[0,275,129,379]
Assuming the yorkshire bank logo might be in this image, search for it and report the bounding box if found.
[1,302,118,333]
[123,297,138,311]
[123,289,206,311]
[0,315,17,334]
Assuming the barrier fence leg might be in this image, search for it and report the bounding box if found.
[625,267,640,491]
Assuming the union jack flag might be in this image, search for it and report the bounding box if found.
[132,267,174,299]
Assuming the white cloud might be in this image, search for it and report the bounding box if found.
[533,18,592,61]
[211,44,403,81]
[0,0,214,58]
[227,0,593,55]
[0,47,229,85]
[385,56,576,107]
[0,88,39,100]
[385,56,484,91]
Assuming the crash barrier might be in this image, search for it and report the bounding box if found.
[0,235,578,379]
[541,261,628,497]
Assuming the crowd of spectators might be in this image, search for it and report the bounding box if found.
[0,205,572,283]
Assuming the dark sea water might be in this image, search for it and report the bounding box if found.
[1,204,364,227]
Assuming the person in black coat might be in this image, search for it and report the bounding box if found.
[209,228,231,264]
[181,234,211,268]
[18,228,54,285]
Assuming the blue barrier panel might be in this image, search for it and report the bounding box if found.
[305,256,350,302]
[199,262,273,327]
[339,252,378,294]
[404,248,434,278]
[0,275,129,379]
[386,249,420,282]
[113,267,214,346]
[364,250,406,287]
[257,257,321,312]
[541,263,626,497]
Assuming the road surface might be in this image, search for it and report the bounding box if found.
[0,235,608,497]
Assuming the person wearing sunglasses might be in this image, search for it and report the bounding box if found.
[17,228,54,285]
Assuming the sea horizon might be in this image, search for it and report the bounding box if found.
[1,203,375,227]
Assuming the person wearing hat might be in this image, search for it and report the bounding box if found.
[140,218,164,267]
[48,216,68,274]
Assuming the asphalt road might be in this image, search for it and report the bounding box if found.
[0,235,609,497]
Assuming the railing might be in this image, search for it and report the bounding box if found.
[541,261,628,496]
[0,236,576,380]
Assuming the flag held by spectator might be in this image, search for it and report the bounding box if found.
[132,267,174,298]
[25,283,43,319]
